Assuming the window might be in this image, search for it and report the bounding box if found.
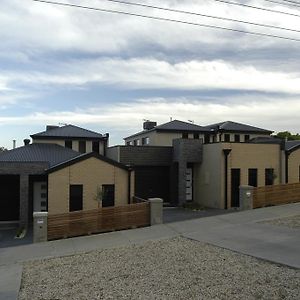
[193,133,199,139]
[69,185,83,212]
[126,141,132,146]
[265,168,274,186]
[248,169,258,187]
[92,141,99,153]
[133,139,140,146]
[79,141,86,153]
[234,134,240,142]
[182,132,188,139]
[65,140,72,149]
[224,134,230,142]
[102,185,115,207]
[142,137,150,145]
[245,134,250,142]
[204,134,210,144]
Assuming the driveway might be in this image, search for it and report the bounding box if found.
[163,207,235,223]
[0,227,32,248]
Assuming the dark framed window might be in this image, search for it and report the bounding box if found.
[204,134,210,144]
[142,137,150,145]
[182,132,188,139]
[224,134,230,142]
[248,169,258,187]
[245,134,250,142]
[102,185,115,207]
[126,141,132,146]
[92,141,99,153]
[193,133,199,139]
[65,140,73,149]
[234,134,240,142]
[79,141,86,153]
[69,185,83,212]
[265,168,274,186]
[133,139,140,146]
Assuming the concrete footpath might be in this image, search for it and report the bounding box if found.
[0,203,299,300]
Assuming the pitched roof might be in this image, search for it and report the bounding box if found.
[285,140,300,152]
[205,121,273,134]
[31,124,104,139]
[124,120,209,139]
[46,152,130,173]
[0,143,80,167]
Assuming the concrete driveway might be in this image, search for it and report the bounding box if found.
[0,227,32,248]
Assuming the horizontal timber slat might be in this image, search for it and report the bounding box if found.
[253,182,300,208]
[48,202,150,240]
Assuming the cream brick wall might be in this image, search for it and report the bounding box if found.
[194,143,281,209]
[48,157,131,215]
[288,149,300,183]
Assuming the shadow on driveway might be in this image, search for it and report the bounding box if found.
[0,226,32,248]
[163,207,235,223]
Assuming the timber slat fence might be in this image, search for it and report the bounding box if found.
[253,182,300,208]
[48,202,150,240]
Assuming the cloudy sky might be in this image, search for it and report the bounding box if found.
[1,0,300,148]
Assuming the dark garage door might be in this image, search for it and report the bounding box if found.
[135,166,170,202]
[0,175,20,221]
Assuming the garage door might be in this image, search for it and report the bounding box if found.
[0,175,20,221]
[135,166,170,202]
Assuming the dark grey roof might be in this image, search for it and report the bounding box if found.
[250,136,283,145]
[0,143,80,167]
[205,121,273,134]
[31,124,103,139]
[285,140,300,151]
[124,120,209,139]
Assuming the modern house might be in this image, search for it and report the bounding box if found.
[1,120,300,229]
[109,119,300,208]
[0,125,134,227]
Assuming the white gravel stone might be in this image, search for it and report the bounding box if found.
[19,237,300,300]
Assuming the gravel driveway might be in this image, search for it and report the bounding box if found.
[19,237,300,300]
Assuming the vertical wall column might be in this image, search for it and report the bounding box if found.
[178,160,187,205]
[20,174,29,228]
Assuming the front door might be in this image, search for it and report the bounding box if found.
[33,182,47,212]
[186,167,193,201]
[231,169,240,207]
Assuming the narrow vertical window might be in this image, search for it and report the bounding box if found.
[224,134,230,142]
[92,141,99,153]
[245,135,250,142]
[248,169,258,187]
[265,168,274,186]
[234,134,240,142]
[102,185,115,207]
[69,185,83,212]
[79,141,86,153]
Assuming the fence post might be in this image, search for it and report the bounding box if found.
[239,185,254,210]
[148,198,163,225]
[33,212,48,243]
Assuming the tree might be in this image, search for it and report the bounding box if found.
[274,131,300,141]
[0,146,7,152]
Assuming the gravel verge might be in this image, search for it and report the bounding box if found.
[19,237,300,300]
[261,214,300,229]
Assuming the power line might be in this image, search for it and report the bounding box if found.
[31,0,300,42]
[280,0,300,5]
[97,0,300,34]
[262,0,300,8]
[211,0,300,18]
